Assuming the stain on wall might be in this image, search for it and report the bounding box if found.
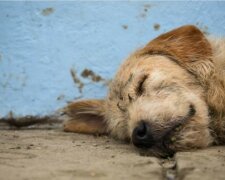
[122,25,128,30]
[139,4,152,18]
[70,68,84,93]
[57,94,65,101]
[0,1,225,116]
[81,69,104,82]
[41,7,54,16]
[153,23,160,31]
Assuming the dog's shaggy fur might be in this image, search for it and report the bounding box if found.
[63,25,225,156]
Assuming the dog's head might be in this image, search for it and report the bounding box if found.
[65,25,214,157]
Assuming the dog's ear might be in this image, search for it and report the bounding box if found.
[140,25,214,83]
[63,99,108,135]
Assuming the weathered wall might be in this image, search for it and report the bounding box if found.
[0,1,225,116]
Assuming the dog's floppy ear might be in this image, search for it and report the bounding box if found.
[63,99,108,135]
[140,25,214,83]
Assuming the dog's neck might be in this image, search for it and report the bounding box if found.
[206,37,225,143]
[208,37,225,78]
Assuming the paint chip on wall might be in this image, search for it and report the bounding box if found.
[153,23,160,31]
[42,8,54,16]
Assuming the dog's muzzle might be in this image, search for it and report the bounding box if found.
[131,105,196,155]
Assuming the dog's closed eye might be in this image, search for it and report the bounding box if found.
[136,75,148,96]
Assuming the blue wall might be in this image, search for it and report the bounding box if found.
[1,1,225,116]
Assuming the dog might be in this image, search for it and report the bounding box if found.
[63,25,225,157]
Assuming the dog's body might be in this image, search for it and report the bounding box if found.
[63,25,225,156]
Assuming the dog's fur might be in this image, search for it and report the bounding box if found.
[63,25,225,156]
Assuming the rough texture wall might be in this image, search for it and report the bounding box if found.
[0,1,225,116]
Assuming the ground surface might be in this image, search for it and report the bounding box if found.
[0,129,224,180]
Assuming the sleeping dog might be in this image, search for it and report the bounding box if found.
[63,25,225,157]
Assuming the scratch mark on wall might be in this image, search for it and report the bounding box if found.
[70,68,84,93]
[42,8,54,16]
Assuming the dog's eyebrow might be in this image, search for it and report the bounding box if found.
[124,73,134,87]
[154,81,180,92]
[144,53,201,85]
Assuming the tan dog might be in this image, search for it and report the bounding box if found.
[63,25,225,157]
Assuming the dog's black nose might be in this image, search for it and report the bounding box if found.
[132,121,154,148]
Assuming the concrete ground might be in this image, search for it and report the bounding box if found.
[0,129,224,180]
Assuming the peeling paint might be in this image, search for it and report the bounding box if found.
[42,8,54,16]
[154,23,160,31]
[81,69,104,82]
[70,68,110,97]
[70,68,84,93]
[80,68,111,87]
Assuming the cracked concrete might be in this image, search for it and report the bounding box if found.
[0,129,224,180]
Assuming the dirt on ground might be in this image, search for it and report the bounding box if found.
[0,129,224,180]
